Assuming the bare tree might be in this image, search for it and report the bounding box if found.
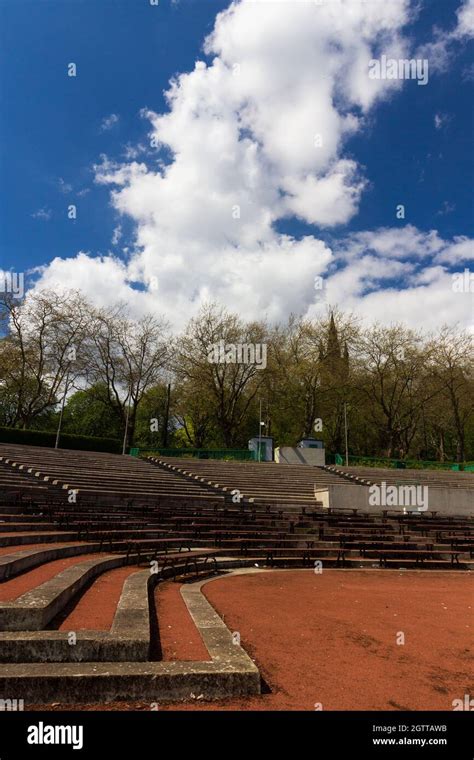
[0,290,90,428]
[173,304,268,447]
[85,306,169,449]
[354,324,438,459]
[427,326,474,463]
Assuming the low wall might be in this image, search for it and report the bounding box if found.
[328,484,473,516]
[275,447,325,466]
[314,489,330,509]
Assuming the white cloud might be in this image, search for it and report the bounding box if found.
[326,268,472,331]
[437,200,456,216]
[434,236,474,264]
[417,0,474,72]
[283,160,367,227]
[454,0,474,38]
[334,226,474,267]
[31,208,52,221]
[111,225,122,246]
[31,0,473,333]
[311,228,474,330]
[57,177,73,194]
[33,252,148,313]
[335,225,446,262]
[122,143,147,160]
[100,113,120,132]
[434,112,450,130]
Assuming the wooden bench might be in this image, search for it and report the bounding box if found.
[264,546,347,567]
[373,547,464,567]
[154,548,222,579]
[123,537,194,563]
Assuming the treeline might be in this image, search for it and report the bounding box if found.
[0,290,473,462]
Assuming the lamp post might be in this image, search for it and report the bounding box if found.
[122,385,133,456]
[258,399,264,462]
[344,401,349,467]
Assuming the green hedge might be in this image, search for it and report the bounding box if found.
[0,427,122,454]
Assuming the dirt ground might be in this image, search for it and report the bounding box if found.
[154,581,211,662]
[57,565,141,631]
[195,569,473,711]
[28,569,473,712]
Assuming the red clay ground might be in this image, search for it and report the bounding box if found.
[196,569,473,711]
[58,565,141,631]
[154,581,211,662]
[27,569,473,712]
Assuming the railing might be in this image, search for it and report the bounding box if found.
[129,447,256,461]
[335,453,474,472]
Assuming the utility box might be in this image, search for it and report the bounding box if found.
[275,442,325,465]
[297,438,324,449]
[248,436,274,462]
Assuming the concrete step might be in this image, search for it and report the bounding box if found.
[0,569,152,663]
[0,532,78,548]
[0,554,128,631]
[0,542,102,581]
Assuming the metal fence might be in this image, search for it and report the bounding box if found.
[335,453,474,472]
[129,447,256,461]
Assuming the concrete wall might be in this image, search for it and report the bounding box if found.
[327,483,473,517]
[314,488,330,509]
[275,447,325,466]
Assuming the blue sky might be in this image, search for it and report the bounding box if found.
[1,0,226,266]
[0,0,473,330]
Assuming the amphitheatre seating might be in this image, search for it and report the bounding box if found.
[328,464,474,490]
[0,444,225,507]
[0,443,471,704]
[149,455,355,511]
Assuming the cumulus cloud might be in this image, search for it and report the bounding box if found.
[332,226,474,267]
[31,0,473,333]
[310,229,474,330]
[87,0,411,320]
[434,236,474,264]
[323,267,472,331]
[454,0,474,38]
